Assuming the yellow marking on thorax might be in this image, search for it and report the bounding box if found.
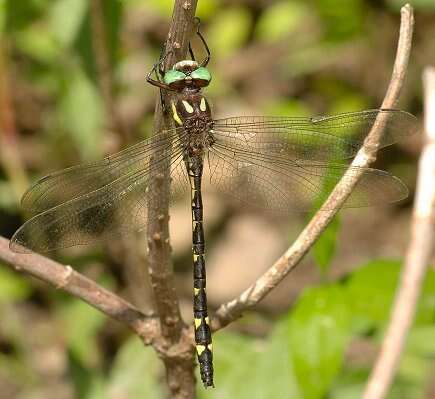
[200,98,207,112]
[208,343,213,352]
[182,100,194,114]
[196,345,206,355]
[205,316,210,325]
[194,288,200,296]
[171,102,182,125]
[194,318,202,328]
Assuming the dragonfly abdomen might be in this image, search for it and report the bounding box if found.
[188,157,214,388]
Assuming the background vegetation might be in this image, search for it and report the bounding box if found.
[0,0,435,398]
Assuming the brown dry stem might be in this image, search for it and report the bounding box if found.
[0,3,417,398]
[361,67,435,399]
[212,4,414,332]
[145,1,199,397]
[0,237,158,341]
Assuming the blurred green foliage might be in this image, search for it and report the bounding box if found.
[196,260,435,399]
[198,260,435,398]
[0,267,32,303]
[0,0,433,398]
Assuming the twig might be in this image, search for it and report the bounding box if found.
[146,1,199,397]
[361,67,435,399]
[212,4,414,331]
[0,236,158,342]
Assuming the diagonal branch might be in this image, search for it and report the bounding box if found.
[361,67,435,399]
[212,4,414,331]
[0,236,159,342]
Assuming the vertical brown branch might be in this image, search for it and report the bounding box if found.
[361,67,435,399]
[146,1,198,397]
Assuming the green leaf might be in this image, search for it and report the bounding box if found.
[59,67,104,160]
[330,94,369,115]
[0,267,32,303]
[255,2,309,42]
[199,331,299,399]
[314,0,365,40]
[59,300,106,367]
[100,337,164,399]
[50,0,88,48]
[312,216,340,273]
[258,325,302,398]
[346,260,435,330]
[308,162,342,273]
[102,0,123,65]
[68,349,100,399]
[286,285,352,399]
[73,0,123,80]
[201,286,352,398]
[0,181,18,211]
[417,268,435,324]
[396,353,430,391]
[14,25,60,63]
[328,368,368,399]
[346,259,400,329]
[207,8,251,58]
[0,0,5,35]
[406,326,435,357]
[4,0,47,33]
[262,99,312,118]
[196,0,219,19]
[146,0,217,18]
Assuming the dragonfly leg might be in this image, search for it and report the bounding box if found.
[193,18,210,67]
[146,49,174,91]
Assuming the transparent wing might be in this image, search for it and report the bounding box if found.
[205,137,408,212]
[21,128,188,214]
[11,129,189,253]
[212,109,418,162]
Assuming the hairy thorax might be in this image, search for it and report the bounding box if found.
[172,91,214,156]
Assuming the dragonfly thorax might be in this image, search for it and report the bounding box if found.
[172,92,212,130]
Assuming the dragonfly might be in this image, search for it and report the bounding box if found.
[10,21,418,388]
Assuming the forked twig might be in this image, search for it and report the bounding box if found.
[0,237,158,341]
[212,4,414,331]
[361,66,435,399]
[0,3,418,397]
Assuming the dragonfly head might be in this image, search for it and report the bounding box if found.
[163,60,212,91]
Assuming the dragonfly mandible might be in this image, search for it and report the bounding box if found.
[10,20,418,388]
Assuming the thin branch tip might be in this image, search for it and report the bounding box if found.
[213,0,414,332]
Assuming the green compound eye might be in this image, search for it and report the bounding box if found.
[191,67,211,82]
[163,69,187,85]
